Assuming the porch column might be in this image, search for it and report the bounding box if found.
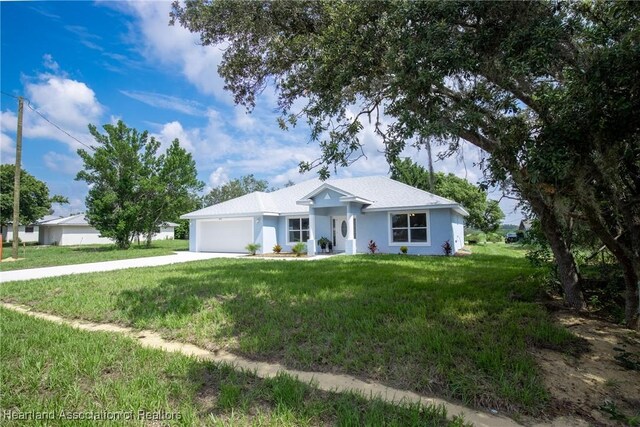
[307,207,316,256]
[345,203,357,255]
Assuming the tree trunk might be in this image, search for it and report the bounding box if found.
[621,260,640,330]
[146,232,153,247]
[529,194,586,310]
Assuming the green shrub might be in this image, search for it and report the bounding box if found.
[291,242,306,257]
[400,246,408,254]
[245,243,261,255]
[465,232,486,244]
[272,244,282,254]
[487,232,503,243]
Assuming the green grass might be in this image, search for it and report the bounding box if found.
[0,239,188,271]
[0,308,465,426]
[0,244,581,415]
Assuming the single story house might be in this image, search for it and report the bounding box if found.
[38,214,177,246]
[1,215,62,243]
[1,223,39,243]
[182,176,468,256]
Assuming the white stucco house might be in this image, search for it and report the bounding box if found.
[1,223,40,243]
[38,214,177,246]
[182,176,468,256]
[1,215,62,243]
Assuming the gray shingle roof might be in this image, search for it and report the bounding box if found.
[39,214,90,226]
[183,176,468,219]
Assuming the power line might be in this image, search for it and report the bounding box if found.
[1,90,95,151]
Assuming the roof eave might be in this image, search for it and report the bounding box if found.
[363,204,469,217]
[181,211,280,220]
[339,196,373,204]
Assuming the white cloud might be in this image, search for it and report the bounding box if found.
[43,151,83,176]
[3,57,105,151]
[64,25,104,51]
[234,107,257,129]
[151,120,195,152]
[269,166,314,186]
[114,1,229,101]
[120,90,206,116]
[208,167,229,188]
[42,54,61,73]
[1,132,16,164]
[52,197,86,217]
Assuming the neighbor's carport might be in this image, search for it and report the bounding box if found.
[195,218,253,253]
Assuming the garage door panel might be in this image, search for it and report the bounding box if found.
[198,220,252,252]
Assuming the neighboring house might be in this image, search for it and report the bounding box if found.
[519,220,533,232]
[0,215,62,243]
[1,223,40,243]
[38,214,177,246]
[182,176,469,255]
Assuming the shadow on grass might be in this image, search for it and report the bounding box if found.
[114,252,581,413]
[186,361,457,426]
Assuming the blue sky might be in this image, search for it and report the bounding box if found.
[1,1,522,223]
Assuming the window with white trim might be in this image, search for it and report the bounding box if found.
[288,217,310,243]
[391,213,428,243]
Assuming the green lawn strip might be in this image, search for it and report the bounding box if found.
[0,244,581,415]
[0,308,466,427]
[0,239,188,271]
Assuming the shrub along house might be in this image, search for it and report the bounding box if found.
[182,176,468,255]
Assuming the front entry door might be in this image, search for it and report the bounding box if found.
[332,216,348,251]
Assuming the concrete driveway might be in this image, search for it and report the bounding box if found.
[0,251,243,283]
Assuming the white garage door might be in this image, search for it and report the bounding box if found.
[198,219,253,252]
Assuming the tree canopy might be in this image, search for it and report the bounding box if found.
[203,174,268,206]
[0,164,68,226]
[76,121,203,249]
[391,158,504,233]
[172,1,640,327]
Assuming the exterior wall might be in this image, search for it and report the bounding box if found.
[40,225,174,246]
[39,226,64,245]
[154,227,175,240]
[276,207,345,253]
[313,207,337,245]
[311,189,348,208]
[189,220,197,252]
[2,225,39,243]
[356,208,455,255]
[59,226,113,246]
[261,216,278,253]
[451,213,465,253]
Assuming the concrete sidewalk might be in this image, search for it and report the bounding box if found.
[0,251,243,283]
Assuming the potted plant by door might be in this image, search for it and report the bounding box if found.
[318,237,331,253]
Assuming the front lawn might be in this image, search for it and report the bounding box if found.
[0,308,462,426]
[0,239,188,271]
[0,244,580,415]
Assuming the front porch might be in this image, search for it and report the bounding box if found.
[296,185,367,256]
[305,204,358,256]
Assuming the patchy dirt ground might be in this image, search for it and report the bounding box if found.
[534,311,640,426]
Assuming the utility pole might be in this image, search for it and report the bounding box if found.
[11,96,24,259]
